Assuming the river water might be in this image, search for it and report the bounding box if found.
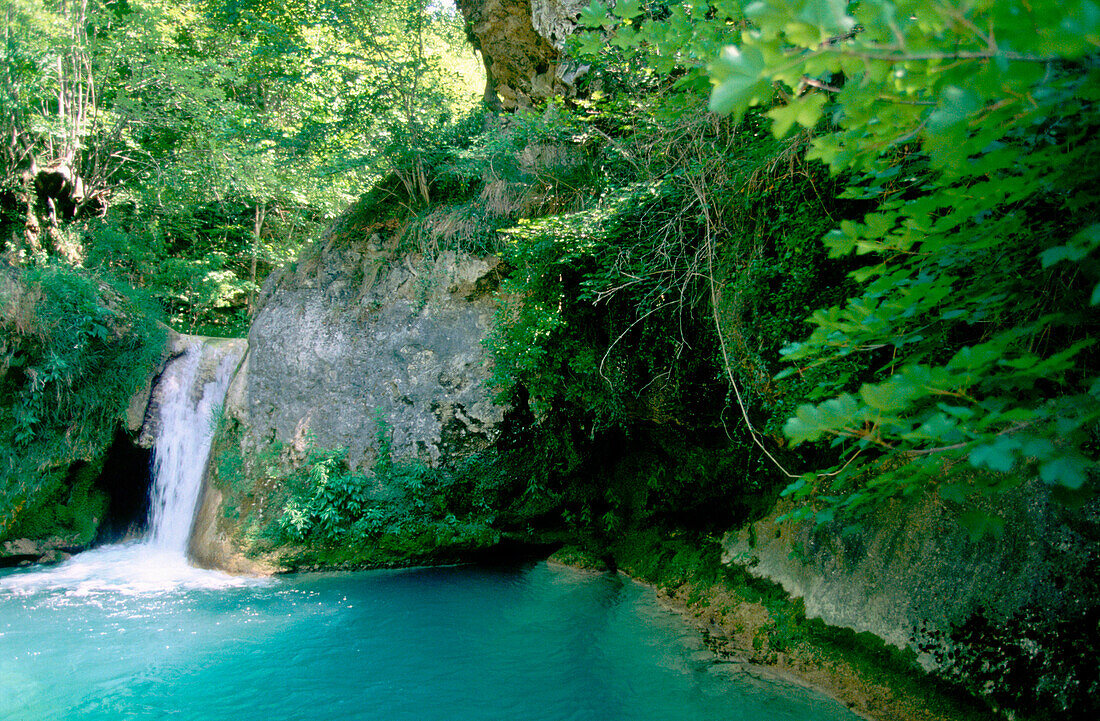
[0,340,861,721]
[0,562,863,721]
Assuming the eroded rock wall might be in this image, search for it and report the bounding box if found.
[723,483,1099,660]
[235,241,508,472]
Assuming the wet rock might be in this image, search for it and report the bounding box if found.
[0,536,81,567]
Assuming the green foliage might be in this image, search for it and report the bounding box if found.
[489,182,724,430]
[918,604,1100,720]
[4,458,110,545]
[210,414,504,564]
[484,99,855,538]
[0,264,166,541]
[735,1,1100,522]
[274,443,371,543]
[578,1,1100,529]
[2,0,483,334]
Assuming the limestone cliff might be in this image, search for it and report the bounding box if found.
[239,244,507,470]
[723,482,1099,664]
[187,228,512,570]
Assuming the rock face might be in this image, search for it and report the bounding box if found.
[234,241,508,473]
[723,483,1099,661]
[187,239,509,572]
[457,0,585,109]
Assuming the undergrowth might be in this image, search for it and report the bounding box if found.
[209,414,509,567]
[0,263,166,542]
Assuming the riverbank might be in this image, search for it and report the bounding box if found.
[548,533,1002,721]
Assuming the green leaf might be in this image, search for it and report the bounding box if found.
[928,86,981,133]
[947,343,1003,372]
[937,403,975,420]
[579,1,617,30]
[859,375,924,414]
[910,413,960,443]
[1039,243,1089,268]
[938,483,969,504]
[1039,453,1092,489]
[779,478,806,497]
[814,507,836,526]
[766,92,828,137]
[611,0,644,20]
[959,509,1005,541]
[610,25,639,49]
[968,435,1022,473]
[774,366,798,381]
[795,0,856,36]
[709,44,769,117]
[575,30,606,56]
[784,394,862,445]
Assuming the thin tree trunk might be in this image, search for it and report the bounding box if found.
[250,201,266,312]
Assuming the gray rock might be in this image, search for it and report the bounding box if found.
[722,481,1100,666]
[0,535,80,565]
[457,0,574,109]
[241,245,509,471]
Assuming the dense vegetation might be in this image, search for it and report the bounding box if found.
[0,265,165,542]
[0,0,481,543]
[2,1,1098,715]
[2,0,480,333]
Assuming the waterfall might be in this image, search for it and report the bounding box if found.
[146,344,237,552]
[0,338,253,594]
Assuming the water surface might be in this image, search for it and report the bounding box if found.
[0,561,859,721]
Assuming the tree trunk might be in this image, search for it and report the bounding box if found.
[249,201,266,312]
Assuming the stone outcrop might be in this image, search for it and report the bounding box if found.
[723,482,1100,662]
[531,0,590,49]
[231,240,508,472]
[186,235,510,571]
[0,536,80,566]
[457,0,586,109]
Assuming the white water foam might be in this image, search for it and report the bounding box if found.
[147,345,236,553]
[0,341,258,595]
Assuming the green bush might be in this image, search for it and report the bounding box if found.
[215,415,506,562]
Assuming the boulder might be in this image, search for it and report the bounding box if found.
[236,241,509,472]
[723,482,1100,663]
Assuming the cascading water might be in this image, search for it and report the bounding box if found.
[0,339,251,594]
[146,345,235,552]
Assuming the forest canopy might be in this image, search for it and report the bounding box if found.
[1,0,482,333]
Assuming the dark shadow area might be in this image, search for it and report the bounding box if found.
[94,429,152,543]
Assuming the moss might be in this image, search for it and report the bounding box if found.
[262,521,502,572]
[547,544,615,572]
[1,265,166,543]
[4,450,110,545]
[604,529,1004,721]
